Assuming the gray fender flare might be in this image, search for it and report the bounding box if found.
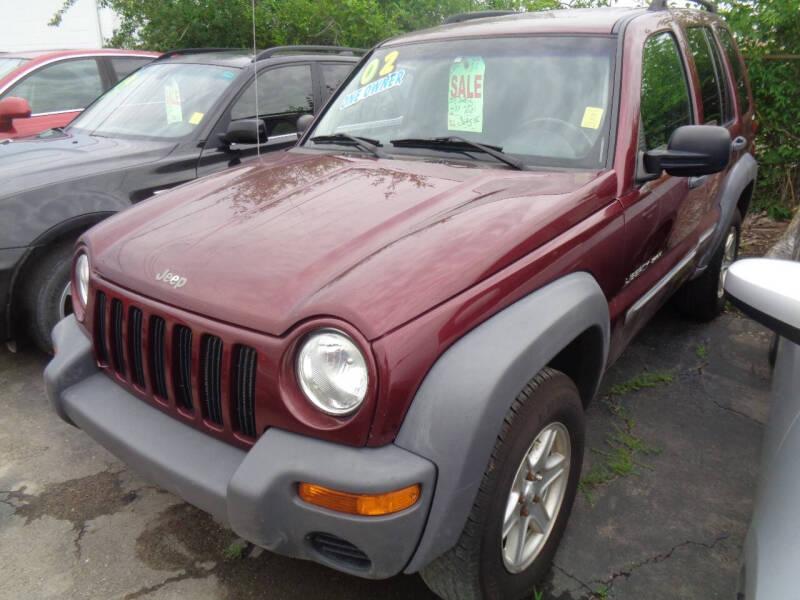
[396,272,609,573]
[695,152,758,273]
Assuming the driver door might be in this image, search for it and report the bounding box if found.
[197,63,315,176]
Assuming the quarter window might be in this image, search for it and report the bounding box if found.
[231,64,314,136]
[6,58,103,114]
[686,27,724,125]
[717,27,751,115]
[640,32,693,149]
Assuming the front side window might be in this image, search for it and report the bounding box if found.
[717,27,751,116]
[70,63,239,139]
[305,36,616,169]
[640,32,692,150]
[230,64,313,136]
[686,27,724,125]
[6,58,103,114]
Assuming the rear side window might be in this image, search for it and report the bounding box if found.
[6,58,103,114]
[111,57,154,80]
[320,62,354,101]
[717,27,751,115]
[686,27,725,124]
[640,32,692,149]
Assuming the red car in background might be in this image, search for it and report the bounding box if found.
[0,49,159,139]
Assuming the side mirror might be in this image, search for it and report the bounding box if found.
[296,114,314,138]
[0,96,32,132]
[643,125,732,177]
[724,258,800,346]
[223,119,267,145]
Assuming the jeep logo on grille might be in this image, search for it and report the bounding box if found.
[155,268,187,288]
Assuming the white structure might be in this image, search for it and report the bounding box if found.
[0,0,120,51]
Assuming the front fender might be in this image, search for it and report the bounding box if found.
[396,272,609,573]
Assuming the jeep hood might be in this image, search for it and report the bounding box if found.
[88,152,613,339]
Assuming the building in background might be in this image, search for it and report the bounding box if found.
[0,0,119,51]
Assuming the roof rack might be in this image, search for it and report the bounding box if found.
[648,0,716,13]
[443,10,516,25]
[254,45,365,62]
[156,48,247,61]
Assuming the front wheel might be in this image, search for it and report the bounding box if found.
[420,368,584,600]
[21,241,75,354]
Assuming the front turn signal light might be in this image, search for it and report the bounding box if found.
[298,483,420,516]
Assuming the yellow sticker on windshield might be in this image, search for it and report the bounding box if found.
[448,57,485,133]
[165,79,182,124]
[188,112,204,125]
[581,106,604,130]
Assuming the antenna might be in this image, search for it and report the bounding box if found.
[251,0,260,158]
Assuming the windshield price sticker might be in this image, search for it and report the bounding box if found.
[581,106,604,130]
[448,57,485,133]
[165,79,182,124]
[339,69,406,110]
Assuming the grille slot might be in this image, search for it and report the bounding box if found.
[94,292,108,363]
[128,307,145,387]
[202,335,223,425]
[309,533,371,570]
[149,316,168,399]
[110,299,126,376]
[233,345,258,437]
[174,325,194,411]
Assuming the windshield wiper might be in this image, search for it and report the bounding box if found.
[390,136,525,170]
[310,133,386,158]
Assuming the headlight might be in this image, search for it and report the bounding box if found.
[296,329,369,416]
[74,253,89,307]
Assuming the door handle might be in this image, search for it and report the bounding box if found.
[732,136,748,152]
[688,175,709,189]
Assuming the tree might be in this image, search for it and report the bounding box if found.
[719,0,800,217]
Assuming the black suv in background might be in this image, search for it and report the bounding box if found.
[0,46,360,352]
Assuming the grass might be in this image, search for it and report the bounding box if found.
[579,371,671,505]
[695,344,708,361]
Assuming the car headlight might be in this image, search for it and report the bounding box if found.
[74,253,89,307]
[296,329,369,416]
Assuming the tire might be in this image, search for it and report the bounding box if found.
[21,241,75,354]
[420,368,585,600]
[674,210,741,322]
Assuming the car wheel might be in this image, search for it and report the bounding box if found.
[21,241,75,355]
[420,368,584,600]
[674,210,741,322]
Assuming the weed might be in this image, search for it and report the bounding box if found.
[223,541,245,560]
[580,371,669,504]
[532,587,544,600]
[595,585,608,599]
[695,344,708,360]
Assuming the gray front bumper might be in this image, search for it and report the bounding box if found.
[44,316,436,579]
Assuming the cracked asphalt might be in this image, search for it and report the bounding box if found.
[0,304,771,600]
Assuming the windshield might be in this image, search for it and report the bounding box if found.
[0,58,29,80]
[69,63,239,139]
[305,36,616,169]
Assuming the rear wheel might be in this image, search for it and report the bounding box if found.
[21,241,75,354]
[420,368,584,600]
[674,210,741,322]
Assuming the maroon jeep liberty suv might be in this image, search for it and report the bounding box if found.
[45,3,756,598]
